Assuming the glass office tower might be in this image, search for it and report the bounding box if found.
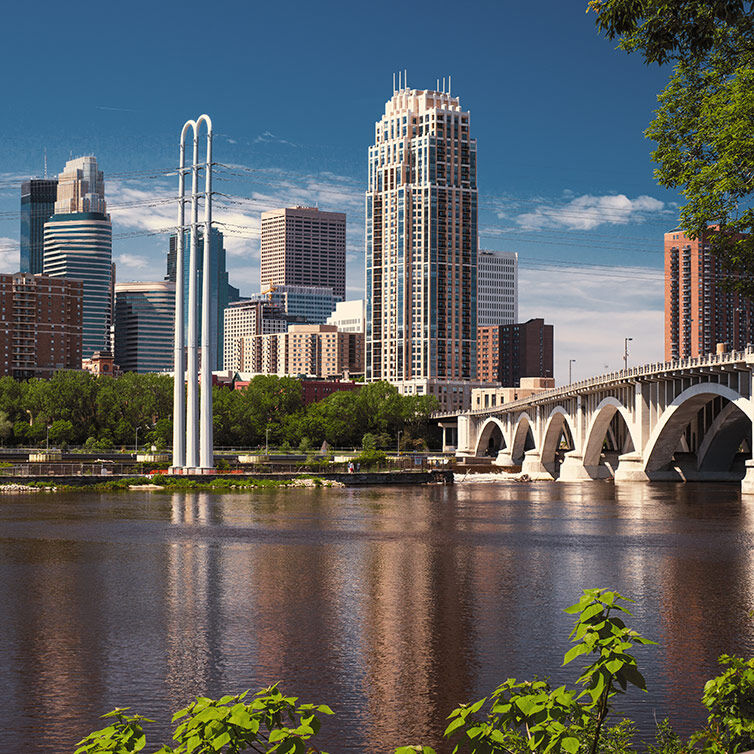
[20,179,58,274]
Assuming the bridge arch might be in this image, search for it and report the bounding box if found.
[644,383,754,473]
[540,407,577,472]
[582,397,637,467]
[510,412,535,464]
[475,417,507,458]
[696,401,752,472]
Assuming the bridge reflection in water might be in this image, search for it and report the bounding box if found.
[443,349,754,493]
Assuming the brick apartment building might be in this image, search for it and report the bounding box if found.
[477,317,553,386]
[0,273,82,378]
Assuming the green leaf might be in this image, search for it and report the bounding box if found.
[563,643,591,666]
[211,731,231,750]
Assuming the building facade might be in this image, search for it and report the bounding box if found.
[260,206,346,299]
[20,179,58,274]
[113,281,175,373]
[477,249,517,326]
[327,299,365,333]
[664,228,754,360]
[43,156,112,360]
[365,85,478,384]
[223,299,291,371]
[233,324,363,378]
[167,227,241,370]
[0,273,82,379]
[249,284,338,324]
[477,317,554,386]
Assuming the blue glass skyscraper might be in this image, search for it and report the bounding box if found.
[20,179,58,274]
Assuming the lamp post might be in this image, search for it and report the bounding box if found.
[265,426,270,456]
[623,337,633,371]
[46,425,51,452]
[135,426,140,454]
[568,359,576,384]
[397,430,402,455]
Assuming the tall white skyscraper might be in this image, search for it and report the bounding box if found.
[477,249,518,326]
[43,156,113,359]
[365,82,478,384]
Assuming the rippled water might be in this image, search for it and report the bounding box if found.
[1,481,753,753]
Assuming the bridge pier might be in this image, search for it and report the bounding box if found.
[742,460,754,495]
[493,451,515,467]
[521,450,553,480]
[614,452,650,483]
[558,452,609,481]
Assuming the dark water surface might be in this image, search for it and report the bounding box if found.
[1,481,753,753]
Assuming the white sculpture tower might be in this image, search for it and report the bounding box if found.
[171,114,214,473]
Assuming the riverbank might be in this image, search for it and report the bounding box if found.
[0,468,453,492]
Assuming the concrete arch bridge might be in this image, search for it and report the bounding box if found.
[441,349,754,493]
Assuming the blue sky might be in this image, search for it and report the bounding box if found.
[0,0,677,382]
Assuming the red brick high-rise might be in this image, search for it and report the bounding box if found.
[477,318,553,386]
[664,228,754,360]
[0,273,82,379]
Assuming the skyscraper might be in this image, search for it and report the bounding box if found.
[20,179,58,274]
[43,156,112,359]
[167,227,240,370]
[477,318,553,386]
[260,207,346,299]
[365,83,478,387]
[114,281,175,373]
[664,227,754,359]
[477,249,518,326]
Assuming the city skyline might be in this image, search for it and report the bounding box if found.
[0,0,677,382]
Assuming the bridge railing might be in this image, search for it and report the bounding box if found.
[453,346,754,418]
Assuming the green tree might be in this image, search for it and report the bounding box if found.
[588,0,754,292]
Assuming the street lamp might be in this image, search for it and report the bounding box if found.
[46,424,51,452]
[623,337,633,371]
[568,359,576,384]
[134,426,140,453]
[397,430,403,455]
[265,426,270,456]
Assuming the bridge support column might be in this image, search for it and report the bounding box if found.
[614,452,650,482]
[494,451,515,467]
[521,450,553,480]
[559,452,595,481]
[741,460,754,495]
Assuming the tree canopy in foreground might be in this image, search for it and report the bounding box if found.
[589,0,754,294]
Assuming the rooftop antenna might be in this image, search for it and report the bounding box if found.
[398,70,402,90]
[43,148,48,179]
[404,69,407,89]
[436,78,440,91]
[449,74,452,95]
[393,72,396,93]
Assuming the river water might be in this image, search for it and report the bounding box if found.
[1,481,753,753]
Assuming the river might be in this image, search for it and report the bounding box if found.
[0,480,752,753]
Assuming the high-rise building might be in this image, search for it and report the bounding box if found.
[43,156,112,359]
[478,249,517,326]
[664,228,754,360]
[0,273,82,379]
[223,299,292,371]
[260,207,346,299]
[20,179,58,274]
[477,318,553,386]
[113,281,175,373]
[365,84,478,385]
[166,227,241,370]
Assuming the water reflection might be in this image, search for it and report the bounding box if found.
[0,482,754,753]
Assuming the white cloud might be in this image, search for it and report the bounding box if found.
[518,264,664,384]
[516,193,666,231]
[0,237,18,273]
[116,253,149,269]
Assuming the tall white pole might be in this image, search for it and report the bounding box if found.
[185,129,200,468]
[171,121,194,471]
[198,115,213,470]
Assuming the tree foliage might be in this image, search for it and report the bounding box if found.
[588,0,754,293]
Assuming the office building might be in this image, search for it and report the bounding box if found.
[250,284,337,324]
[114,281,175,373]
[223,299,291,371]
[260,206,346,299]
[20,179,58,274]
[478,249,517,326]
[664,228,754,360]
[0,273,82,379]
[327,299,365,333]
[365,83,478,385]
[166,227,241,370]
[477,318,554,386]
[43,156,112,359]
